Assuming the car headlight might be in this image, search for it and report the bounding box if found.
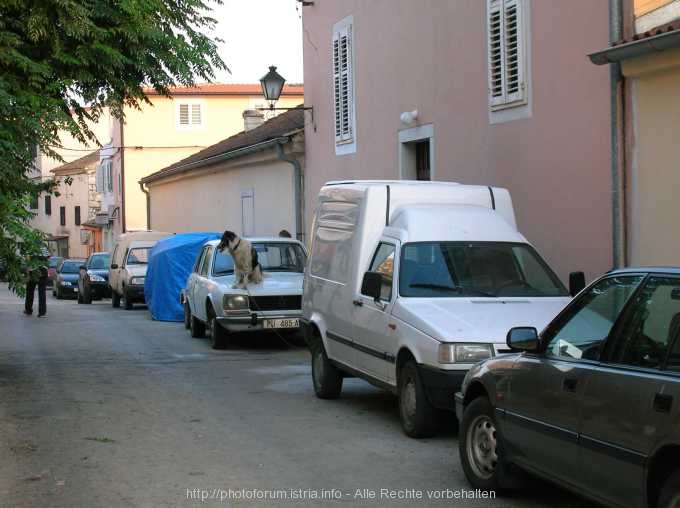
[223,294,249,312]
[88,272,105,282]
[130,277,145,285]
[438,343,493,364]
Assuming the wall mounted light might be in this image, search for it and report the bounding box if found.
[258,66,315,130]
[400,110,419,125]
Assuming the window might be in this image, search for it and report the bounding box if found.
[608,277,680,370]
[96,160,113,193]
[126,247,150,265]
[45,195,52,215]
[59,206,66,226]
[177,103,203,128]
[199,247,213,276]
[487,0,528,110]
[366,243,396,301]
[74,206,81,226]
[544,276,644,361]
[29,194,38,210]
[333,16,355,155]
[193,247,207,273]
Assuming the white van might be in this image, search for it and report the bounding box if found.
[302,181,580,438]
[109,231,172,310]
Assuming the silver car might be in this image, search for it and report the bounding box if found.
[456,267,680,508]
[183,238,307,349]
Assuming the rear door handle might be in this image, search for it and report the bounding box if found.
[654,393,673,413]
[562,377,578,393]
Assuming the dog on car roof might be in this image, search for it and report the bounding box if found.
[217,230,263,289]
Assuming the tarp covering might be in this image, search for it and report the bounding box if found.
[145,232,220,321]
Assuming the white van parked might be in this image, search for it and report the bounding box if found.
[109,231,172,310]
[302,181,581,438]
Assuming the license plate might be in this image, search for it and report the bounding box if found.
[74,287,78,292]
[263,318,299,329]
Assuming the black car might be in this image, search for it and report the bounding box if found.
[456,267,680,508]
[53,258,85,299]
[77,252,111,304]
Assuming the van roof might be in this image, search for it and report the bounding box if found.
[389,205,525,243]
[325,180,461,188]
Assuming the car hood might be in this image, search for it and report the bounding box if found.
[58,273,79,282]
[87,268,109,279]
[392,296,570,343]
[212,271,303,295]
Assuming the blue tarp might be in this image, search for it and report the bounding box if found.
[145,232,220,321]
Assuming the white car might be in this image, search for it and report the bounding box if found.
[183,237,307,349]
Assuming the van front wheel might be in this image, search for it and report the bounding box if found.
[399,360,439,438]
[311,337,343,399]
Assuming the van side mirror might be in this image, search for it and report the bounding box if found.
[110,263,118,269]
[507,327,540,352]
[569,271,585,297]
[361,271,383,301]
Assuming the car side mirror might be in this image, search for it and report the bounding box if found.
[110,263,118,269]
[507,327,540,352]
[361,271,383,301]
[569,271,585,297]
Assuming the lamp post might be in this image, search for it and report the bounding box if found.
[257,66,314,127]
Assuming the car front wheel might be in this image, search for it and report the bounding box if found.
[398,360,439,438]
[310,335,343,399]
[209,313,229,350]
[190,313,205,338]
[658,470,680,508]
[184,302,191,330]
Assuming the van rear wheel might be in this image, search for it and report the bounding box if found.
[311,336,343,399]
[398,360,439,438]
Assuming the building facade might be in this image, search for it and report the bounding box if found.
[590,0,680,266]
[99,84,304,251]
[301,0,613,283]
[140,109,306,241]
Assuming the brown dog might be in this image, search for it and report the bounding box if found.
[217,231,263,288]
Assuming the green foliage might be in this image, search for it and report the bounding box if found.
[0,0,226,295]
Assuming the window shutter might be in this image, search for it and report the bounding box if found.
[488,0,505,107]
[60,206,66,226]
[179,104,190,125]
[504,0,524,103]
[45,195,52,215]
[191,104,202,126]
[96,165,103,192]
[75,206,81,226]
[333,24,353,144]
[106,160,113,192]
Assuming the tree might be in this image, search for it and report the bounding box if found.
[0,0,227,295]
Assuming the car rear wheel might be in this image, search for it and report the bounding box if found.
[310,335,343,399]
[112,291,120,308]
[398,360,439,438]
[209,311,229,350]
[658,470,680,508]
[190,313,205,338]
[183,302,191,330]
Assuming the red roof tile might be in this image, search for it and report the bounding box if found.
[614,20,680,45]
[143,83,304,96]
[51,150,99,174]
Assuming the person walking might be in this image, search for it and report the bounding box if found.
[24,255,48,317]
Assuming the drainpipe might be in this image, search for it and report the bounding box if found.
[139,181,150,230]
[276,140,304,243]
[120,120,126,233]
[610,0,625,268]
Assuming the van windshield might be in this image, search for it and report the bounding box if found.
[126,248,150,265]
[399,242,567,298]
[212,242,306,276]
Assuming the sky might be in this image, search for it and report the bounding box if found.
[208,0,304,85]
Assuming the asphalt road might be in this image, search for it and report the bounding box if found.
[0,284,597,508]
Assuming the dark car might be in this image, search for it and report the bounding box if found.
[47,256,63,288]
[77,252,111,304]
[456,267,680,508]
[53,258,85,299]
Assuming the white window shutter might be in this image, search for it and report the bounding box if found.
[333,23,353,145]
[488,0,505,107]
[106,160,113,192]
[504,0,524,104]
[191,104,202,126]
[95,165,103,192]
[178,104,189,125]
[333,31,343,142]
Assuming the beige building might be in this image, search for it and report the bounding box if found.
[140,108,306,241]
[301,0,613,283]
[590,0,680,265]
[99,83,304,250]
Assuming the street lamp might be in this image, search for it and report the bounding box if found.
[257,66,314,129]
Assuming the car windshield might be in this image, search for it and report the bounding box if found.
[126,248,150,265]
[88,254,110,269]
[60,261,81,274]
[212,242,307,276]
[399,242,567,298]
[49,257,62,268]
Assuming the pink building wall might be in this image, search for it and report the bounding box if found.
[302,0,612,283]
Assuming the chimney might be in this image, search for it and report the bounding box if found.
[243,109,264,132]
